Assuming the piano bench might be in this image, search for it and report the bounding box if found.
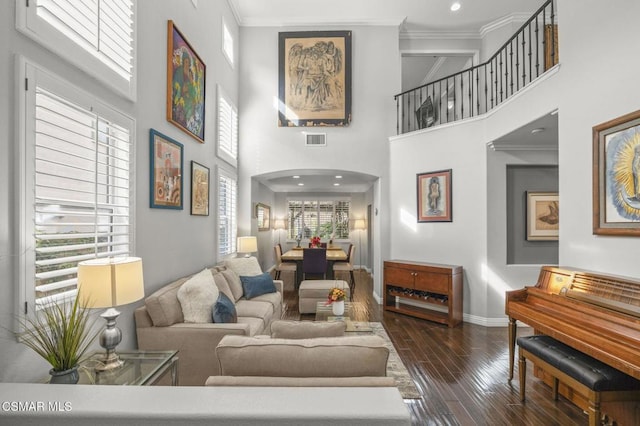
[517,335,640,426]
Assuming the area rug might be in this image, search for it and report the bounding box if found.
[352,321,421,399]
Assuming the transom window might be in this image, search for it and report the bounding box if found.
[287,200,350,240]
[216,85,238,167]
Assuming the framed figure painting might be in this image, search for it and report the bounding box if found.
[526,191,559,241]
[150,129,183,209]
[417,169,452,222]
[278,30,351,127]
[593,109,640,235]
[191,161,209,216]
[167,20,206,143]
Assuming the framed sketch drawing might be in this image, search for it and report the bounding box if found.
[190,161,209,216]
[526,191,559,241]
[593,109,640,236]
[150,129,183,209]
[278,30,351,127]
[417,169,452,222]
[167,20,206,143]
[255,203,270,231]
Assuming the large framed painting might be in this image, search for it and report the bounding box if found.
[593,109,640,236]
[417,169,452,222]
[526,191,559,241]
[150,129,183,209]
[167,20,206,143]
[190,161,209,216]
[278,30,351,127]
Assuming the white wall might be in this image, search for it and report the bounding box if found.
[238,25,400,292]
[556,0,640,278]
[0,0,239,382]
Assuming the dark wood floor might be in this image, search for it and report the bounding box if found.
[279,270,588,426]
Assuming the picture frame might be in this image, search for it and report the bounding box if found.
[167,20,206,143]
[150,129,184,210]
[526,191,559,241]
[278,30,352,127]
[417,169,452,222]
[190,161,209,216]
[593,109,640,236]
[255,203,271,231]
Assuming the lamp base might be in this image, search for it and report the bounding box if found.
[95,307,124,371]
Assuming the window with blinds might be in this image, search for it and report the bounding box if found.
[218,172,237,257]
[19,60,134,310]
[286,200,351,240]
[222,18,234,67]
[18,0,136,99]
[217,85,238,167]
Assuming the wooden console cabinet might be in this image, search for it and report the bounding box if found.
[383,260,463,327]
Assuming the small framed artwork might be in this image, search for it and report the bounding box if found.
[190,161,209,216]
[417,169,452,222]
[150,129,183,210]
[593,109,640,236]
[255,203,271,231]
[167,20,206,143]
[526,191,559,241]
[278,30,351,127]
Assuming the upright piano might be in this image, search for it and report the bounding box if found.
[505,266,640,421]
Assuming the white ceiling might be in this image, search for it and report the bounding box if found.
[231,0,553,192]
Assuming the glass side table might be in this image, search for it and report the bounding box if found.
[314,302,372,332]
[63,350,179,386]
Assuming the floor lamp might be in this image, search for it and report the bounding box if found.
[354,219,366,270]
[274,219,286,246]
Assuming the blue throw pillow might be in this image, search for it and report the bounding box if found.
[240,272,277,299]
[212,292,237,323]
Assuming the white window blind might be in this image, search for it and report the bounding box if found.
[18,0,136,99]
[218,172,237,257]
[287,200,351,240]
[19,60,134,310]
[217,86,238,166]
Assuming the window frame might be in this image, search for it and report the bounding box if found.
[286,198,351,241]
[16,56,136,322]
[216,84,238,168]
[217,166,238,260]
[221,16,234,68]
[15,0,138,101]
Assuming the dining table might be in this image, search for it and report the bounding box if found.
[281,245,348,288]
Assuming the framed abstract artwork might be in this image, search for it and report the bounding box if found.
[167,20,206,143]
[526,191,559,241]
[255,203,271,231]
[150,129,183,210]
[278,30,351,127]
[417,169,452,222]
[190,161,209,216]
[593,109,640,236]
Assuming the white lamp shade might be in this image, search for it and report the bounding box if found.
[274,219,286,230]
[237,236,258,253]
[77,257,145,308]
[354,219,366,230]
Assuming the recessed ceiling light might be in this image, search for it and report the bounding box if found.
[292,175,300,179]
[450,2,461,12]
[531,128,545,134]
[335,175,342,179]
[333,183,340,186]
[298,183,304,186]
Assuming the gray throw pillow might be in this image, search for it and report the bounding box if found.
[212,292,237,323]
[240,272,277,299]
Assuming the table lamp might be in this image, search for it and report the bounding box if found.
[77,257,145,371]
[237,236,258,258]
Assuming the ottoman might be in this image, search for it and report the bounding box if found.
[299,280,350,314]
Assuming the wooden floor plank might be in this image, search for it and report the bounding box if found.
[278,269,588,425]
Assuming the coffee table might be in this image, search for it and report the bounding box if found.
[314,301,372,332]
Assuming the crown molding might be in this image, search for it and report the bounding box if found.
[227,0,242,26]
[400,30,479,40]
[479,12,530,37]
[238,16,406,28]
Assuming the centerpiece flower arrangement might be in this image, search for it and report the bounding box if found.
[310,236,321,248]
[326,286,347,316]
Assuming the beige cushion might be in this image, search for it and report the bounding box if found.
[216,335,389,378]
[213,271,234,302]
[224,257,263,277]
[270,320,346,339]
[221,269,244,302]
[144,277,187,326]
[248,291,282,315]
[177,269,219,323]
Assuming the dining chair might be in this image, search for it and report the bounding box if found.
[302,248,327,280]
[333,244,356,300]
[274,244,297,280]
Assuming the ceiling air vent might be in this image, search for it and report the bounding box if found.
[305,133,326,147]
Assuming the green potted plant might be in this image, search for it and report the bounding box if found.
[18,296,99,384]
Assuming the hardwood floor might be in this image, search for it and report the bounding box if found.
[278,269,588,426]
